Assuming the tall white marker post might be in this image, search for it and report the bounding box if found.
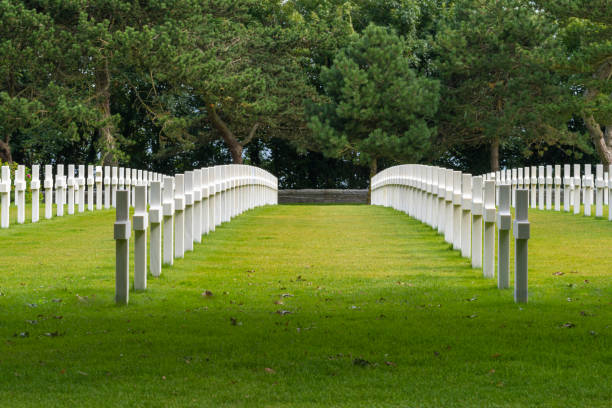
[104,166,111,209]
[538,165,545,210]
[431,167,438,230]
[609,165,612,221]
[437,168,445,235]
[511,168,517,208]
[545,165,553,210]
[563,164,571,212]
[573,164,581,215]
[461,173,472,258]
[201,168,209,235]
[0,166,9,228]
[209,167,216,233]
[184,171,194,252]
[162,176,175,266]
[174,174,185,259]
[554,165,561,211]
[524,167,530,208]
[584,166,593,217]
[149,180,162,277]
[111,167,118,208]
[514,189,530,303]
[452,171,462,251]
[15,165,26,224]
[471,176,483,268]
[444,169,453,244]
[44,165,53,219]
[125,169,132,208]
[530,166,537,208]
[215,166,223,228]
[497,185,511,289]
[77,165,85,213]
[114,190,130,305]
[483,180,496,279]
[133,185,148,291]
[119,167,125,191]
[605,170,609,206]
[56,165,65,216]
[95,165,103,210]
[595,164,604,217]
[67,164,75,215]
[87,165,94,211]
[31,165,40,223]
[193,169,202,244]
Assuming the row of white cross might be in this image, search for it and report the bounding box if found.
[371,165,530,303]
[0,164,167,228]
[113,165,278,305]
[489,164,612,218]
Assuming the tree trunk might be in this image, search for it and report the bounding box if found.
[584,115,612,166]
[95,60,117,165]
[490,138,500,172]
[368,158,377,204]
[207,104,244,164]
[0,138,12,163]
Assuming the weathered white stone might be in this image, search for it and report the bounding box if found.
[436,168,445,235]
[119,167,125,191]
[595,164,604,217]
[573,164,581,215]
[162,176,175,265]
[452,171,462,250]
[538,165,545,210]
[444,169,453,244]
[530,166,537,208]
[483,180,496,279]
[133,185,148,290]
[563,164,571,212]
[87,165,94,211]
[193,169,202,243]
[67,164,75,215]
[209,167,216,233]
[554,165,561,211]
[149,180,162,277]
[174,173,185,259]
[0,166,9,228]
[584,164,593,217]
[201,168,210,235]
[125,168,132,208]
[104,166,111,209]
[471,176,483,268]
[15,165,26,224]
[461,173,472,258]
[31,165,40,223]
[545,165,553,210]
[605,171,610,206]
[114,190,131,304]
[56,164,65,216]
[184,171,194,252]
[497,185,511,289]
[215,166,222,228]
[523,167,530,208]
[44,165,54,219]
[95,165,103,210]
[514,189,530,303]
[77,165,85,213]
[111,167,118,208]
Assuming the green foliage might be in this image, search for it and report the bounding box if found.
[307,23,440,173]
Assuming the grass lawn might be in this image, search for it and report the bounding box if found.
[0,203,611,407]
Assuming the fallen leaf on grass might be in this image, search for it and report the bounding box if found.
[491,353,501,359]
[78,371,88,376]
[276,310,292,316]
[264,367,275,374]
[465,314,478,319]
[274,300,283,305]
[14,332,29,338]
[584,280,590,284]
[466,297,477,302]
[43,331,63,337]
[385,361,396,367]
[281,294,293,298]
[553,271,564,276]
[52,298,62,303]
[561,322,575,328]
[201,290,213,297]
[26,320,38,325]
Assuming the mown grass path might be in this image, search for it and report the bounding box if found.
[0,205,611,407]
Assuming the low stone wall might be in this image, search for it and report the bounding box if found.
[278,189,369,204]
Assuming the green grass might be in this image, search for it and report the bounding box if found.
[0,203,611,407]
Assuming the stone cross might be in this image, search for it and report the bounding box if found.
[431,167,438,230]
[609,165,612,221]
[15,165,26,224]
[444,168,454,244]
[514,189,530,303]
[111,167,118,208]
[605,170,610,206]
[483,180,496,279]
[31,165,40,223]
[595,164,604,217]
[208,167,216,233]
[523,167,530,207]
[554,164,561,211]
[573,164,581,215]
[452,170,462,251]
[214,167,222,230]
[56,164,66,216]
[193,169,202,244]
[471,176,483,268]
[461,173,472,258]
[44,165,54,219]
[95,165,103,210]
[133,185,148,290]
[78,165,85,213]
[511,168,517,208]
[545,165,553,210]
[114,190,131,304]
[119,167,125,191]
[104,166,111,209]
[538,165,545,210]
[67,164,75,215]
[497,184,511,289]
[201,168,210,235]
[162,176,175,265]
[0,166,9,228]
[87,165,94,211]
[125,168,132,208]
[149,180,162,277]
[563,164,571,212]
[530,166,537,208]
[584,165,593,217]
[174,173,185,259]
[184,171,194,252]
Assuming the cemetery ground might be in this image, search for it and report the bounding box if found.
[1,204,611,407]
